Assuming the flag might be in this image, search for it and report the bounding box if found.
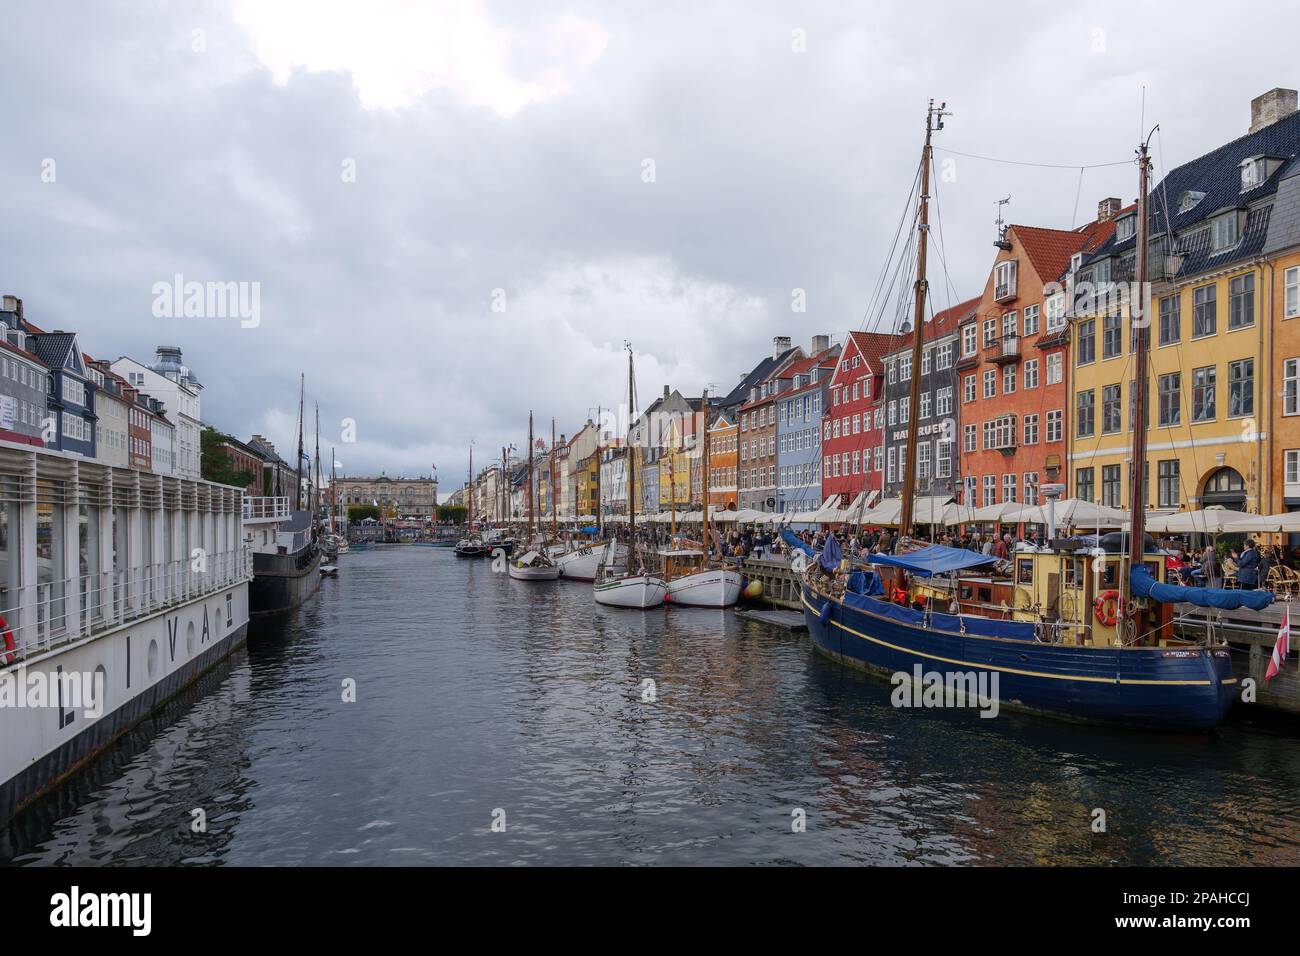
[1265,606,1291,682]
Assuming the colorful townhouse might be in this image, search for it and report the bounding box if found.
[775,340,839,515]
[957,211,1113,507]
[27,328,95,459]
[707,410,737,511]
[0,296,51,447]
[728,337,803,513]
[880,298,973,500]
[1070,89,1300,514]
[820,330,895,508]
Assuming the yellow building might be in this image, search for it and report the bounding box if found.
[573,451,598,515]
[1068,92,1300,514]
[657,419,692,511]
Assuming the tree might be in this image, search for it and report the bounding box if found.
[201,427,255,488]
[437,504,467,525]
[348,504,381,522]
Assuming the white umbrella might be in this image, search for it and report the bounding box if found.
[1225,512,1300,533]
[1017,498,1130,529]
[1145,507,1264,535]
[969,500,1036,524]
[729,508,766,523]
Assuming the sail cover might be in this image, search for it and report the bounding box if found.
[782,528,815,557]
[868,544,999,577]
[1130,566,1274,612]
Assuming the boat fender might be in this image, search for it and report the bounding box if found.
[1093,590,1120,627]
[818,602,831,624]
[0,615,12,664]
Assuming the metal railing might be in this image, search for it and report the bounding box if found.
[243,497,291,521]
[0,547,251,667]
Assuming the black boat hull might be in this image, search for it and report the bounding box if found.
[250,545,322,617]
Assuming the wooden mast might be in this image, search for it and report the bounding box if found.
[627,346,637,539]
[527,411,534,544]
[1127,133,1154,639]
[594,406,603,535]
[550,417,558,539]
[701,389,711,556]
[468,443,473,526]
[294,373,305,511]
[898,101,944,543]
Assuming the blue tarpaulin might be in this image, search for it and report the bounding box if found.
[819,533,842,573]
[579,526,599,534]
[868,544,999,578]
[847,569,884,596]
[1131,566,1274,612]
[782,528,815,557]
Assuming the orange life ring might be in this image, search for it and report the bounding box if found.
[1093,590,1120,627]
[0,614,14,664]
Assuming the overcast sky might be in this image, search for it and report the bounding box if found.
[2,1,1293,495]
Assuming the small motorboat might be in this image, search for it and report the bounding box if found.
[454,538,490,558]
[556,540,626,582]
[660,549,743,607]
[320,564,339,576]
[508,549,561,581]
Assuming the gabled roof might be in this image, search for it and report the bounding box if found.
[28,331,82,375]
[782,345,842,397]
[1012,221,1117,287]
[882,295,979,359]
[719,345,802,409]
[840,331,898,380]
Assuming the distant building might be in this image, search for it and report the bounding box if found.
[27,328,94,458]
[112,347,203,479]
[775,338,839,514]
[0,296,50,447]
[335,474,439,518]
[148,401,175,476]
[247,435,297,499]
[87,360,130,467]
[706,410,737,511]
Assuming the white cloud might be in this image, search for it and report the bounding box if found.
[231,0,608,114]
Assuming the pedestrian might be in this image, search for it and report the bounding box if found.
[1237,539,1261,589]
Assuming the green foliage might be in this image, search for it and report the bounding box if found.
[200,427,255,488]
[348,504,381,522]
[437,504,467,525]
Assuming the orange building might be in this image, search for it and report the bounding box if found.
[707,410,737,511]
[956,208,1115,507]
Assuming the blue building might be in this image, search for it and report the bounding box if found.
[776,344,839,514]
[28,330,95,458]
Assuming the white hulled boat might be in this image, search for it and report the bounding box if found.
[661,549,743,607]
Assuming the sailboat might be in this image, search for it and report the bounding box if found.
[509,411,560,581]
[660,389,743,607]
[455,442,490,558]
[594,345,668,608]
[799,102,1270,730]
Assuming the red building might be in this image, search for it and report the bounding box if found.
[820,331,895,508]
[956,208,1116,507]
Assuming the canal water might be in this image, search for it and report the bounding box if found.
[3,546,1299,866]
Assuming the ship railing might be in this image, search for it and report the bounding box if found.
[242,497,291,522]
[0,548,252,667]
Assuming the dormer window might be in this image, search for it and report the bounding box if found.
[1114,214,1136,242]
[1211,212,1241,252]
[1069,251,1084,274]
[1241,157,1265,190]
[1178,190,1205,214]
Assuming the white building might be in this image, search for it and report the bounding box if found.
[112,346,203,479]
[86,360,130,468]
[150,407,176,476]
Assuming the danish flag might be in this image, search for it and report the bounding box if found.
[1265,605,1291,682]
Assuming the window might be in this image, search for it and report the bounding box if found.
[1046,293,1066,332]
[936,441,952,479]
[991,415,1015,450]
[1287,266,1300,319]
[983,369,996,398]
[1228,274,1255,329]
[887,363,896,385]
[963,423,976,452]
[963,374,976,403]
[886,447,896,484]
[1023,413,1039,446]
[1077,319,1096,365]
[1101,464,1121,507]
[1046,352,1063,385]
[994,260,1017,299]
[936,343,953,369]
[962,324,977,355]
[899,402,909,424]
[1286,358,1300,416]
[982,318,997,348]
[921,349,932,376]
[1002,365,1016,394]
[1115,215,1136,242]
[874,446,882,472]
[1192,366,1216,422]
[1023,305,1039,337]
[1002,312,1017,338]
[1158,293,1180,345]
[1002,474,1017,503]
[1102,312,1121,359]
[1024,359,1038,390]
[919,392,931,419]
[1178,190,1205,213]
[1046,409,1062,443]
[1211,213,1239,252]
[1228,358,1254,417]
[936,386,952,416]
[1193,285,1216,337]
[982,475,996,507]
[1102,384,1121,434]
[982,420,995,450]
[900,355,912,381]
[917,444,930,481]
[1158,373,1181,427]
[1023,472,1039,505]
[1076,390,1095,437]
[1158,460,1180,508]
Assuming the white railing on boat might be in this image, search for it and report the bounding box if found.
[242,496,291,521]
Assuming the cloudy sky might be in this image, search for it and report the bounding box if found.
[1,1,1293,495]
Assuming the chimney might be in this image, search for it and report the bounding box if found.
[810,334,829,354]
[1097,197,1122,222]
[663,385,670,400]
[1250,88,1298,133]
[772,335,791,359]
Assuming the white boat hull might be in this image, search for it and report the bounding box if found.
[593,574,667,608]
[557,542,626,581]
[508,564,561,581]
[666,568,744,607]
